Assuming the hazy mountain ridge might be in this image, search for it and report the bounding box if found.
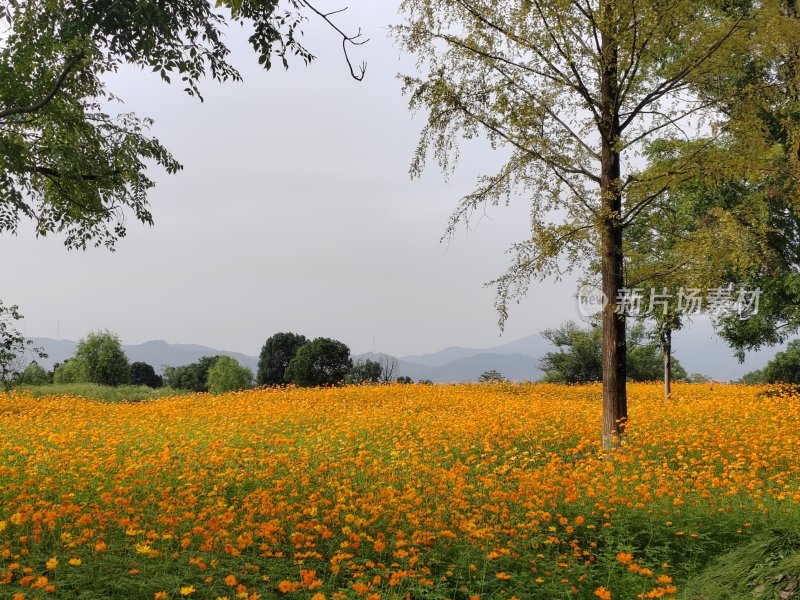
[353,351,542,383]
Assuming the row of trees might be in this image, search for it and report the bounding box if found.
[539,321,696,384]
[741,341,800,385]
[43,330,254,394]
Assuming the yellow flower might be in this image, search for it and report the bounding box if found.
[180,586,196,596]
[68,558,82,566]
[45,557,58,570]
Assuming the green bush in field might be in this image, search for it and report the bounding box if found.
[206,356,254,394]
[130,361,163,388]
[74,330,131,386]
[163,356,221,392]
[18,361,50,385]
[53,358,89,384]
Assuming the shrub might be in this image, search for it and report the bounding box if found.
[206,356,254,394]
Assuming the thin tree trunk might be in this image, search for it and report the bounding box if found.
[663,326,672,400]
[600,0,628,448]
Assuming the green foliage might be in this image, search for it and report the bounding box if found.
[0,1,322,248]
[621,4,800,360]
[74,330,130,386]
[396,376,413,384]
[346,359,382,384]
[163,356,221,392]
[284,338,352,387]
[540,322,603,383]
[53,358,88,384]
[206,356,254,394]
[758,340,800,384]
[478,370,506,383]
[257,332,308,386]
[540,321,687,383]
[681,530,800,600]
[740,370,765,384]
[22,382,190,403]
[17,361,50,385]
[0,301,46,389]
[129,361,163,388]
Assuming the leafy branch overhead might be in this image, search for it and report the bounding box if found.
[0,0,367,249]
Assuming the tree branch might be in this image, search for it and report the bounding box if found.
[300,1,368,81]
[619,13,746,132]
[0,52,85,120]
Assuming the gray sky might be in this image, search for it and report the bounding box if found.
[0,2,784,373]
[2,3,580,357]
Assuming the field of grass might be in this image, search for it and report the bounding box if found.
[0,382,799,600]
[15,383,190,403]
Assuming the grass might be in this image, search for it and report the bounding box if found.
[0,382,798,599]
[13,383,191,403]
[680,529,800,599]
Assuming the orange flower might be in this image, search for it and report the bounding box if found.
[594,586,612,600]
[616,552,634,565]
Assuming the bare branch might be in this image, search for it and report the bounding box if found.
[300,1,368,81]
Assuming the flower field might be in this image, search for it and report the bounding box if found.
[1,383,799,600]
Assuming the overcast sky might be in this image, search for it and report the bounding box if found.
[0,2,782,370]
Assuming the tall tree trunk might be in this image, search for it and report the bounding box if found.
[663,326,672,400]
[600,1,627,447]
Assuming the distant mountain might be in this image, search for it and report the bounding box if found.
[401,336,551,368]
[27,338,259,374]
[354,351,541,383]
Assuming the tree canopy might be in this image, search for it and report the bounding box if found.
[206,356,254,394]
[540,321,687,384]
[257,332,309,385]
[130,361,163,388]
[346,359,382,384]
[285,337,352,387]
[73,329,130,386]
[163,356,221,392]
[741,340,800,384]
[0,0,365,249]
